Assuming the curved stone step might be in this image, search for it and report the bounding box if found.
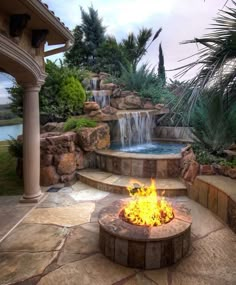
[77,169,187,196]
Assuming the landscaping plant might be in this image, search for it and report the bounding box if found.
[64,117,97,132]
[190,91,236,154]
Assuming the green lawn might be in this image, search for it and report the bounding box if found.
[0,118,23,126]
[0,142,23,195]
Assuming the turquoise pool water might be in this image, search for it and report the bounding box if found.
[110,142,185,154]
[0,124,23,141]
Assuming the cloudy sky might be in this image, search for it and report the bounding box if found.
[0,0,231,103]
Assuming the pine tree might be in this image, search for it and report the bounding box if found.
[158,43,166,85]
[64,6,106,70]
[64,26,87,67]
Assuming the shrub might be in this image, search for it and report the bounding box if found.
[64,117,97,132]
[8,137,23,158]
[8,60,90,122]
[110,64,175,105]
[58,76,86,113]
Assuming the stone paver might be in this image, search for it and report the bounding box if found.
[144,268,168,285]
[57,225,99,265]
[22,203,95,227]
[124,273,157,285]
[37,254,135,285]
[176,199,224,238]
[0,196,33,241]
[174,228,236,282]
[0,251,57,285]
[0,181,235,285]
[0,223,68,252]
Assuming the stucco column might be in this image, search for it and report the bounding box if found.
[21,83,42,202]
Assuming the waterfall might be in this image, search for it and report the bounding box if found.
[118,111,153,147]
[90,78,99,90]
[92,90,110,108]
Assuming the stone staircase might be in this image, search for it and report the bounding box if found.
[77,169,186,196]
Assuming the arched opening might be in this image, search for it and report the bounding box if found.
[0,37,46,202]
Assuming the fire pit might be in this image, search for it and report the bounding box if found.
[98,180,192,269]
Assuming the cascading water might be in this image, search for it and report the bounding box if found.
[118,111,153,147]
[92,90,110,108]
[90,78,99,90]
[90,77,110,108]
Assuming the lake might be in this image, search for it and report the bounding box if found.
[0,124,23,141]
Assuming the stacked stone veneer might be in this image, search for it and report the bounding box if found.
[39,123,110,186]
[187,176,236,233]
[96,152,181,178]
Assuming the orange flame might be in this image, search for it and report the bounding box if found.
[123,179,174,226]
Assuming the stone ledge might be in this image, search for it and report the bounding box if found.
[77,169,187,196]
[186,175,236,233]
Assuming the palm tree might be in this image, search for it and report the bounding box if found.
[121,28,162,70]
[175,0,236,111]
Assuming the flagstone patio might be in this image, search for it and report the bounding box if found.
[0,182,236,285]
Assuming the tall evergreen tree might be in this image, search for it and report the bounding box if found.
[64,26,87,67]
[158,43,166,85]
[64,6,106,70]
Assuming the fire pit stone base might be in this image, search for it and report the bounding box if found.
[99,199,192,269]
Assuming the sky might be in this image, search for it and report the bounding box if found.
[0,0,231,104]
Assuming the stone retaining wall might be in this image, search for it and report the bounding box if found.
[186,176,236,233]
[154,127,193,142]
[30,123,110,186]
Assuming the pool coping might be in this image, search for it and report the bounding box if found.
[96,149,182,160]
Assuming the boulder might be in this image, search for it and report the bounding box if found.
[76,150,85,169]
[112,88,122,97]
[54,153,77,175]
[110,97,125,109]
[124,95,142,109]
[40,132,76,155]
[143,101,154,109]
[77,123,110,151]
[40,166,60,186]
[40,154,53,167]
[228,168,236,179]
[101,106,118,115]
[99,72,110,80]
[200,164,215,175]
[100,80,117,90]
[184,161,200,183]
[83,102,100,113]
[155,103,165,110]
[88,110,103,117]
[40,122,64,133]
[110,95,142,109]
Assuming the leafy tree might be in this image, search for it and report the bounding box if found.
[96,37,128,76]
[158,44,166,85]
[8,60,89,122]
[8,85,24,117]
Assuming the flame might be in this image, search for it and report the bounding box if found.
[122,179,174,226]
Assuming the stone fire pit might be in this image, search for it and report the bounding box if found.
[99,199,191,269]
